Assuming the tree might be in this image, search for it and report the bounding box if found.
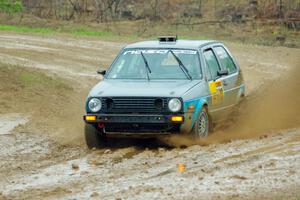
[94,0,122,22]
[198,0,202,18]
[149,0,160,20]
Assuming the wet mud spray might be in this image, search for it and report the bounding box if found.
[164,58,300,147]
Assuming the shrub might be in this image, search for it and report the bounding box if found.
[0,0,23,14]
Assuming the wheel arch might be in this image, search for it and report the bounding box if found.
[181,97,209,133]
[192,102,211,132]
[202,103,208,110]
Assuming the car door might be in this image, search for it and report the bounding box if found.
[213,45,240,111]
[202,48,226,121]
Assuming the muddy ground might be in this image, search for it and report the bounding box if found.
[0,32,299,200]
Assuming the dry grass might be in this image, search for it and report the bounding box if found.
[0,13,299,47]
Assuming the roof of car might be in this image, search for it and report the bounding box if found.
[125,40,219,50]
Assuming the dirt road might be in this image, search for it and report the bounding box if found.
[0,32,299,200]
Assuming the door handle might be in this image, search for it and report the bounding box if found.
[223,81,228,86]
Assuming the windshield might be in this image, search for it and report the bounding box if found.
[106,49,202,80]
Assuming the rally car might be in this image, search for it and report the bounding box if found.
[83,36,245,148]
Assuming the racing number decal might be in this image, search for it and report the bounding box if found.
[209,80,224,105]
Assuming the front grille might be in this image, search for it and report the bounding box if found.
[101,97,170,114]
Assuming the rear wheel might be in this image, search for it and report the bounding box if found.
[84,123,107,149]
[192,107,211,138]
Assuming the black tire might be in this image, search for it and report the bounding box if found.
[192,107,211,138]
[84,123,107,149]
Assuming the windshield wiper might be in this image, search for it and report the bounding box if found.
[140,51,152,81]
[169,50,192,80]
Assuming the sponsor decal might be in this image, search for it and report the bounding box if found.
[209,80,224,105]
[123,49,197,55]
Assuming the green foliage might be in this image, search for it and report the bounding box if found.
[0,24,55,34]
[0,24,139,41]
[0,0,23,14]
[71,27,115,37]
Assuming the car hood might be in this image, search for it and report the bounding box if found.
[89,79,202,97]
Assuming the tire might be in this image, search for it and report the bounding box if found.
[84,123,107,149]
[192,107,211,138]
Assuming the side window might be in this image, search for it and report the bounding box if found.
[214,46,237,74]
[203,49,221,80]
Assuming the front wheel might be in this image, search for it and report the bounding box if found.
[192,107,211,138]
[84,124,107,149]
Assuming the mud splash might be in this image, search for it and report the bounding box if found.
[164,58,300,147]
[222,58,300,138]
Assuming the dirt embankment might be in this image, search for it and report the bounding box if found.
[0,32,300,200]
[0,63,86,146]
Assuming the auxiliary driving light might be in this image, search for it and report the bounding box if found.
[171,116,184,122]
[84,115,97,121]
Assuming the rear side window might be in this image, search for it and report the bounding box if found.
[203,49,220,80]
[214,46,237,74]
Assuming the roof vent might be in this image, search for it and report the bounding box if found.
[158,36,177,43]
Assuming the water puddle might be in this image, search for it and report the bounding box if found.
[0,113,29,135]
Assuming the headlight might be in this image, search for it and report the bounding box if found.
[88,98,102,112]
[168,98,182,112]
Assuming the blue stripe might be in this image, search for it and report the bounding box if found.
[181,97,208,132]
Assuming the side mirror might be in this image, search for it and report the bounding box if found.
[97,69,106,76]
[217,69,229,76]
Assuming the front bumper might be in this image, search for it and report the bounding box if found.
[83,114,184,135]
